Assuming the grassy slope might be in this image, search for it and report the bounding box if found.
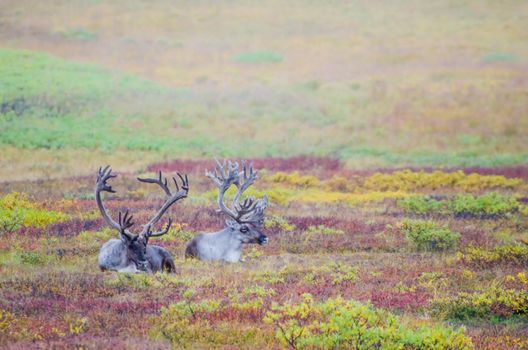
[1,0,528,181]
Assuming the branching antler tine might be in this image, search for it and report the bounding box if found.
[149,218,172,237]
[214,158,226,178]
[101,165,110,176]
[178,173,189,190]
[206,159,238,220]
[95,166,120,229]
[138,171,172,197]
[140,170,189,236]
[232,160,257,208]
[123,210,134,229]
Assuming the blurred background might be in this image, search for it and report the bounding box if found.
[1,0,527,181]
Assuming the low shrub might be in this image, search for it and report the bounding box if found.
[431,286,528,322]
[449,193,520,218]
[0,192,67,233]
[264,293,473,349]
[458,244,528,268]
[268,172,320,188]
[18,251,46,265]
[398,196,444,215]
[397,193,521,218]
[398,220,460,251]
[149,296,273,348]
[0,209,23,234]
[363,170,522,192]
[265,216,297,232]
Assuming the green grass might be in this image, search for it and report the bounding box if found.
[1,0,528,180]
[233,51,283,63]
[60,28,98,42]
[2,48,526,168]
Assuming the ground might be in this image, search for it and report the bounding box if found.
[0,1,527,349]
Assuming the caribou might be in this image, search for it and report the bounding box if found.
[185,159,268,262]
[95,166,189,273]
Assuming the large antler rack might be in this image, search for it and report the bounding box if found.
[205,159,268,227]
[95,166,189,242]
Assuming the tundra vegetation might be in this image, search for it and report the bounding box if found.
[1,0,528,348]
[1,160,528,349]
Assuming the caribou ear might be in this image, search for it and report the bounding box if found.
[225,219,240,230]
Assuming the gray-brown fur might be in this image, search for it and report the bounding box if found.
[185,236,200,258]
[185,160,268,262]
[95,166,188,273]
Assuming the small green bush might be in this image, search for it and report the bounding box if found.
[0,209,23,235]
[448,192,519,218]
[19,251,46,265]
[264,293,473,350]
[397,193,521,218]
[234,51,283,63]
[398,196,444,215]
[398,220,460,251]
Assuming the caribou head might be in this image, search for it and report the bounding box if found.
[96,166,189,273]
[185,159,268,262]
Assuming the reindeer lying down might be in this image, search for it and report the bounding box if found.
[95,166,189,273]
[185,159,268,262]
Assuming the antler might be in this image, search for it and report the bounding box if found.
[95,166,120,231]
[137,171,189,237]
[205,159,267,226]
[237,196,268,226]
[117,210,136,240]
[147,218,173,238]
[205,159,240,220]
[232,160,257,208]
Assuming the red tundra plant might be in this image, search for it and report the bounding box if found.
[369,289,431,310]
[46,219,103,237]
[457,225,497,249]
[460,165,528,180]
[202,306,267,324]
[22,336,166,350]
[11,297,163,316]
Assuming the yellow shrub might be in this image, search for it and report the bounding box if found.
[295,189,409,205]
[267,171,320,188]
[363,170,522,192]
[0,192,36,210]
[0,192,67,231]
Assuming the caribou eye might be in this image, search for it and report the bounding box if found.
[240,227,249,233]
